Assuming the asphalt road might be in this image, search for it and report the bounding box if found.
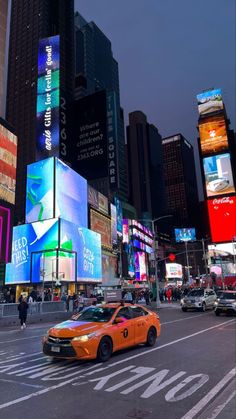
[0,306,235,419]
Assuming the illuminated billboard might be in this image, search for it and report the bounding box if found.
[166,263,183,279]
[0,205,11,263]
[135,252,147,281]
[73,90,108,179]
[102,254,118,285]
[114,197,123,236]
[98,192,108,214]
[26,158,54,223]
[208,197,236,243]
[90,209,111,250]
[0,123,17,204]
[197,89,223,116]
[106,91,118,189]
[199,115,229,156]
[203,153,235,197]
[110,203,117,245]
[175,228,196,242]
[88,186,99,209]
[208,242,236,257]
[5,218,59,284]
[60,219,102,282]
[36,35,60,160]
[55,158,87,228]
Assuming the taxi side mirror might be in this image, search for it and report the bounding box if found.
[113,317,123,324]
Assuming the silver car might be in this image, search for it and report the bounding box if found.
[181,288,217,312]
[214,291,236,316]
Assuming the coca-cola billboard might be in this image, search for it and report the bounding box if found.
[208,196,236,243]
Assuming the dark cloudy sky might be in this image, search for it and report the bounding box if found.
[75,0,236,197]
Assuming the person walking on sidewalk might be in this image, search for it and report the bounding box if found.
[166,288,172,304]
[18,298,29,330]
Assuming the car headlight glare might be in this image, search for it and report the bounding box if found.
[214,301,218,306]
[181,299,184,304]
[73,332,96,342]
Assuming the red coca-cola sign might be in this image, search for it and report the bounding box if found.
[208,196,236,243]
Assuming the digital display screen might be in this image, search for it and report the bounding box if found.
[114,197,123,236]
[60,219,102,282]
[110,203,117,245]
[102,254,118,285]
[203,153,235,197]
[166,263,183,278]
[0,123,17,204]
[207,197,236,243]
[88,185,99,209]
[5,218,59,284]
[26,158,54,223]
[36,35,60,160]
[199,115,229,156]
[175,228,196,242]
[122,219,129,243]
[90,209,111,250]
[197,88,223,116]
[0,205,11,263]
[135,252,147,281]
[55,158,87,228]
[208,242,235,257]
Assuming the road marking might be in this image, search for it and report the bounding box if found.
[0,335,43,344]
[0,351,42,365]
[165,374,209,401]
[180,368,236,419]
[162,314,203,325]
[0,378,45,389]
[105,367,155,392]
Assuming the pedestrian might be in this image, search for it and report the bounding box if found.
[18,298,29,330]
[166,288,172,304]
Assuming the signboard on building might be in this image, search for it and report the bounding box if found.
[0,123,17,204]
[0,205,11,263]
[36,35,60,160]
[197,88,223,116]
[106,91,118,189]
[166,263,183,279]
[199,115,229,156]
[207,196,236,243]
[203,153,235,197]
[175,228,196,242]
[90,209,112,250]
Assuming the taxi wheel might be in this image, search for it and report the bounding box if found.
[146,327,157,347]
[97,337,113,362]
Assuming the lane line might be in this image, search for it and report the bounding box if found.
[162,314,203,325]
[0,378,45,389]
[0,352,42,365]
[180,368,236,419]
[0,335,43,344]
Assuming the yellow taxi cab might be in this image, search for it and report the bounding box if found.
[42,303,161,362]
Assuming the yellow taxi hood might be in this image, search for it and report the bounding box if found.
[49,320,105,338]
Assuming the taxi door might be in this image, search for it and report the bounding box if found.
[112,307,135,351]
[130,306,150,345]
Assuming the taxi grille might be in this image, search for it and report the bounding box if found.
[48,336,73,346]
[43,342,76,358]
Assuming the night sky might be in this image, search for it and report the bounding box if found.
[75,0,236,198]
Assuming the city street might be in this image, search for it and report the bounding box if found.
[0,306,235,419]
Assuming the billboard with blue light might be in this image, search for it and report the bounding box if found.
[36,35,60,160]
[175,228,196,242]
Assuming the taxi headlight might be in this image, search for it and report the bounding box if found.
[72,332,96,342]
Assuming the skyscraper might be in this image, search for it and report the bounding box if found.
[126,111,167,220]
[0,0,10,118]
[74,11,127,202]
[162,133,199,228]
[6,0,74,224]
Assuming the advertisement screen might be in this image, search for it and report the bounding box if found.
[73,90,108,179]
[90,209,111,249]
[60,219,102,282]
[203,153,235,197]
[122,219,129,243]
[98,192,108,214]
[36,35,60,160]
[0,123,17,204]
[0,205,11,263]
[197,88,223,116]
[110,203,117,245]
[199,115,229,156]
[88,186,99,209]
[175,228,196,242]
[26,158,54,223]
[208,197,236,243]
[102,254,118,285]
[114,197,123,236]
[5,219,59,284]
[135,252,147,281]
[208,242,236,257]
[55,158,87,228]
[166,263,183,278]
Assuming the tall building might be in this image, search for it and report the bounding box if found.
[162,133,199,228]
[0,0,10,118]
[73,11,127,202]
[126,111,167,221]
[6,0,75,224]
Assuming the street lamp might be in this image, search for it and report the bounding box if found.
[138,215,173,309]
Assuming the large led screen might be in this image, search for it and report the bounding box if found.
[102,254,118,285]
[110,203,117,245]
[114,197,123,236]
[55,158,87,227]
[26,158,54,223]
[203,153,235,197]
[5,218,59,284]
[0,205,11,262]
[135,252,147,281]
[0,123,17,204]
[90,209,111,249]
[197,89,223,116]
[36,35,60,160]
[166,263,183,279]
[175,228,196,242]
[199,115,229,156]
[60,219,102,282]
[208,196,236,243]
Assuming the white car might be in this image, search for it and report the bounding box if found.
[181,288,217,312]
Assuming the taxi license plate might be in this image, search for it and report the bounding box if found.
[51,346,60,353]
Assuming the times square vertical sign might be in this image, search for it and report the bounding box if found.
[36,35,60,160]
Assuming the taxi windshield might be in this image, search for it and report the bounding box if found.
[71,307,116,323]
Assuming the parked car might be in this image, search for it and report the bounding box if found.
[42,302,161,362]
[214,291,236,316]
[181,288,217,312]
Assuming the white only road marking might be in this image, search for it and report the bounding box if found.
[0,351,42,364]
[0,378,45,389]
[0,319,235,410]
[180,368,236,419]
[0,335,43,344]
[165,374,209,402]
[162,314,203,325]
[105,367,155,392]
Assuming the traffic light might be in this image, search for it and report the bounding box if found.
[168,253,176,262]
